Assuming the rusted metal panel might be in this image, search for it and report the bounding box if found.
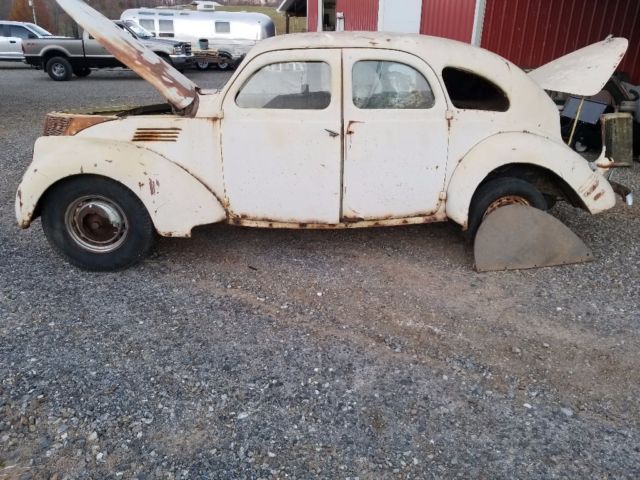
[420,0,477,42]
[482,0,640,84]
[474,204,593,271]
[336,0,378,31]
[56,0,198,111]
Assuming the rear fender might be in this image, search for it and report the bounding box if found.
[16,136,226,237]
[446,132,616,228]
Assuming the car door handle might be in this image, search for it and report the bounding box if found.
[9,40,17,44]
[324,129,339,138]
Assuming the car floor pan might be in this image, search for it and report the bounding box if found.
[474,204,594,272]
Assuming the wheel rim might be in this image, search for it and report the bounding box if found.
[197,61,209,69]
[484,195,531,219]
[65,195,129,253]
[51,62,66,77]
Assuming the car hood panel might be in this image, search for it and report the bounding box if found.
[56,0,198,111]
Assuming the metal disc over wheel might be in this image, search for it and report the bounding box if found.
[64,195,129,253]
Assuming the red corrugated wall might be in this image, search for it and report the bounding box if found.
[336,0,379,31]
[482,0,640,83]
[420,0,476,42]
[307,0,318,32]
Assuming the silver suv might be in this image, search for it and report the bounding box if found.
[0,21,54,62]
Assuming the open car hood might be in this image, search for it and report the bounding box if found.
[56,0,198,111]
[528,37,628,96]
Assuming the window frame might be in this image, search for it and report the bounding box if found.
[215,21,231,34]
[234,60,333,111]
[441,66,511,112]
[351,59,436,111]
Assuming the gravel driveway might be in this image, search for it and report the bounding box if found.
[1,64,639,479]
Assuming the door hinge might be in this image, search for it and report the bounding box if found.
[445,110,454,120]
[439,191,447,201]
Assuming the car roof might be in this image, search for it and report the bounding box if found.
[250,31,477,58]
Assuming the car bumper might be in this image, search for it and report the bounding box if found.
[170,55,194,67]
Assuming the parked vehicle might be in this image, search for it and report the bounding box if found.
[0,21,55,62]
[16,0,632,272]
[22,20,193,81]
[120,7,275,70]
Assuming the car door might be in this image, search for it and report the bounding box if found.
[82,30,119,67]
[2,25,28,60]
[342,49,449,221]
[221,49,342,224]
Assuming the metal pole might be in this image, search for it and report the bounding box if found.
[471,0,486,46]
[29,0,37,24]
[567,96,586,147]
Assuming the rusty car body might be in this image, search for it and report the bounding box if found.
[15,0,630,271]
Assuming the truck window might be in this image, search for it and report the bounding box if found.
[9,26,32,39]
[158,19,174,38]
[352,60,435,109]
[215,21,231,34]
[236,61,331,110]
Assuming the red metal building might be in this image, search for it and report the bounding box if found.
[278,0,640,83]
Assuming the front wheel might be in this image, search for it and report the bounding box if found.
[467,177,547,240]
[41,176,155,271]
[46,56,73,81]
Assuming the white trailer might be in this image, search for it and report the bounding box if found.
[120,7,276,69]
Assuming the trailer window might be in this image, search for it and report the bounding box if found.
[215,22,231,34]
[352,61,434,109]
[139,19,156,35]
[442,67,509,111]
[158,19,174,38]
[236,62,331,110]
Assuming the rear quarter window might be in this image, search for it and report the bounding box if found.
[442,67,510,112]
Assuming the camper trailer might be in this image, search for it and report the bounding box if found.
[120,7,276,69]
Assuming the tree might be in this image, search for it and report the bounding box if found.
[8,0,33,22]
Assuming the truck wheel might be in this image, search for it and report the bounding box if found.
[216,54,233,71]
[195,61,210,70]
[46,56,73,81]
[467,177,547,240]
[73,67,91,77]
[41,176,155,271]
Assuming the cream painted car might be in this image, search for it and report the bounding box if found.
[15,0,630,270]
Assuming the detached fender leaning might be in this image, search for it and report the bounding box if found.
[16,136,226,237]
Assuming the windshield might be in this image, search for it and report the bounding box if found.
[123,20,154,39]
[28,23,53,36]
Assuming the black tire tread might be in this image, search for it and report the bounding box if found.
[40,176,155,271]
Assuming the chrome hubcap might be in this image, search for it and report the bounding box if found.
[52,63,66,77]
[65,196,128,253]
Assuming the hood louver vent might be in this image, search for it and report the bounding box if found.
[132,127,181,142]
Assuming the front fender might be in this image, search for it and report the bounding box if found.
[16,136,226,237]
[445,132,616,228]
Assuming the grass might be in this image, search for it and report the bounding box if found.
[215,6,307,34]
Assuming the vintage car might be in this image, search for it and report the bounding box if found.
[15,0,631,271]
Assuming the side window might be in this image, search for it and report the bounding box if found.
[352,60,435,109]
[215,21,231,34]
[158,19,174,38]
[139,19,156,34]
[442,67,510,112]
[10,26,31,39]
[236,61,331,110]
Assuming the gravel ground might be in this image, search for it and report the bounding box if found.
[1,63,639,479]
